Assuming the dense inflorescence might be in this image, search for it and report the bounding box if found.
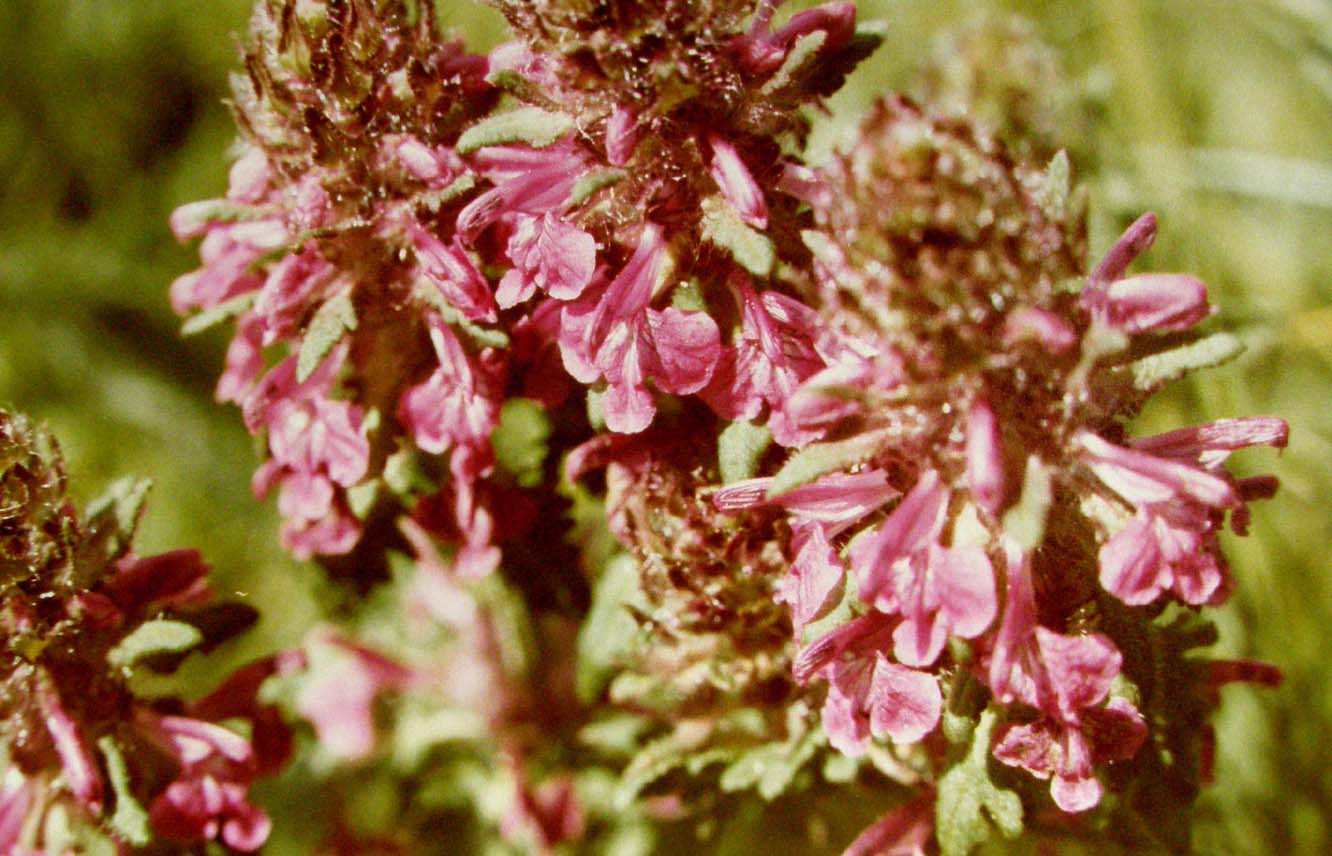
[0,410,293,854]
[156,1,1289,853]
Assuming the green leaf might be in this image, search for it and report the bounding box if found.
[576,554,645,703]
[97,736,151,846]
[413,282,510,349]
[936,708,1024,856]
[83,476,152,560]
[718,730,820,800]
[718,421,772,484]
[578,714,654,756]
[107,619,203,671]
[491,398,552,489]
[180,292,256,336]
[760,30,827,94]
[416,174,477,213]
[570,168,627,207]
[473,575,536,680]
[767,429,888,498]
[615,721,714,810]
[1123,332,1244,391]
[456,106,575,155]
[297,291,357,382]
[701,195,775,277]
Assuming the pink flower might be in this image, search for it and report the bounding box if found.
[1098,505,1227,605]
[731,2,858,76]
[457,143,589,243]
[1081,213,1211,335]
[701,281,825,445]
[796,614,942,755]
[409,223,497,323]
[398,313,501,456]
[216,314,265,405]
[296,631,418,761]
[149,776,272,852]
[496,212,598,307]
[964,398,1006,516]
[37,678,102,811]
[716,469,898,636]
[776,524,846,635]
[558,225,720,433]
[993,696,1146,813]
[0,770,35,852]
[168,218,287,314]
[708,137,768,229]
[244,349,369,556]
[604,107,639,166]
[137,711,271,852]
[1074,430,1248,605]
[252,244,339,346]
[841,793,933,856]
[851,471,997,667]
[1001,306,1077,354]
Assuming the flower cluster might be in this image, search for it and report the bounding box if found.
[164,1,1288,853]
[0,410,293,853]
[715,97,1286,829]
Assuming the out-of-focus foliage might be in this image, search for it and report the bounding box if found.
[0,1,1327,853]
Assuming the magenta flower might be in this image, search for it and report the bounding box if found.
[409,223,498,323]
[137,711,271,852]
[559,224,720,433]
[1081,214,1211,335]
[850,471,997,667]
[251,244,339,346]
[296,631,419,762]
[245,348,369,557]
[731,1,858,75]
[701,281,826,446]
[708,137,769,229]
[841,793,934,856]
[36,678,103,812]
[993,696,1146,813]
[496,212,598,308]
[797,614,942,755]
[168,217,287,314]
[398,313,502,456]
[457,143,590,243]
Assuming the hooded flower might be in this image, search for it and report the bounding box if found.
[701,280,826,446]
[559,225,720,433]
[398,313,502,456]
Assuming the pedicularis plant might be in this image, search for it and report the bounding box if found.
[2,2,1291,854]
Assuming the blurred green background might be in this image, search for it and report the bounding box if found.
[0,1,1327,853]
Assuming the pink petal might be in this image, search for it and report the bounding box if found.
[1076,431,1237,509]
[1034,628,1121,723]
[1098,273,1211,334]
[644,306,721,395]
[933,545,997,639]
[777,525,846,632]
[1002,306,1077,353]
[853,471,948,611]
[1088,212,1157,290]
[709,137,768,229]
[411,226,497,323]
[1131,416,1289,468]
[504,213,598,303]
[868,656,941,744]
[965,399,1006,515]
[605,107,639,166]
[841,793,933,856]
